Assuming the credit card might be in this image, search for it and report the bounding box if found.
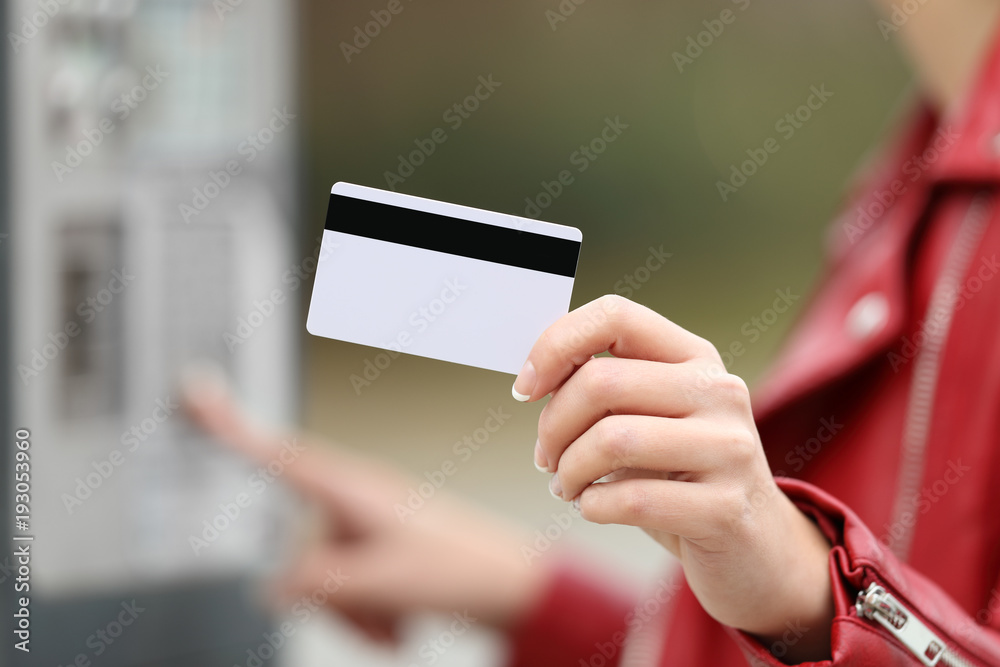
[306,182,582,374]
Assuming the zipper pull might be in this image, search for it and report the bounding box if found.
[856,583,946,666]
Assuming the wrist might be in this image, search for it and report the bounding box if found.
[748,495,834,662]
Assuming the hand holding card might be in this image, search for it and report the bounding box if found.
[306,182,582,374]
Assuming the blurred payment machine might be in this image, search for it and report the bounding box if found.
[4,1,299,665]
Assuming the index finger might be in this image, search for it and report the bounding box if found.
[182,377,323,491]
[181,371,372,510]
[511,295,717,402]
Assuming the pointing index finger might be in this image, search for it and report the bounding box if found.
[511,295,715,402]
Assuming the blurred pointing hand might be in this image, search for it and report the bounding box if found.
[181,372,550,642]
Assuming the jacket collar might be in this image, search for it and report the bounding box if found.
[752,20,1000,419]
[925,19,1000,186]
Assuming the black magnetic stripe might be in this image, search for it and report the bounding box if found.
[325,193,581,277]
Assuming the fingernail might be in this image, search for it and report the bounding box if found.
[533,440,549,473]
[512,360,536,402]
[548,473,563,500]
[571,498,581,513]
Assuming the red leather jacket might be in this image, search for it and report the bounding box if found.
[507,22,1000,667]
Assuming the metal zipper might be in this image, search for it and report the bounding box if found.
[887,193,993,560]
[856,583,980,667]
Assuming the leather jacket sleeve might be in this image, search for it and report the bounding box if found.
[730,478,1000,667]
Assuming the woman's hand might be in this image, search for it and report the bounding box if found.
[182,375,551,642]
[512,295,833,661]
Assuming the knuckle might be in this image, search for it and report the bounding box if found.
[694,336,722,362]
[620,484,651,523]
[597,293,629,317]
[725,428,758,466]
[691,360,728,393]
[596,417,635,469]
[714,372,750,404]
[713,485,751,533]
[592,294,630,330]
[535,327,559,357]
[578,357,620,397]
[536,405,558,448]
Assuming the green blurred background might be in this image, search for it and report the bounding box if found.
[296,0,912,578]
